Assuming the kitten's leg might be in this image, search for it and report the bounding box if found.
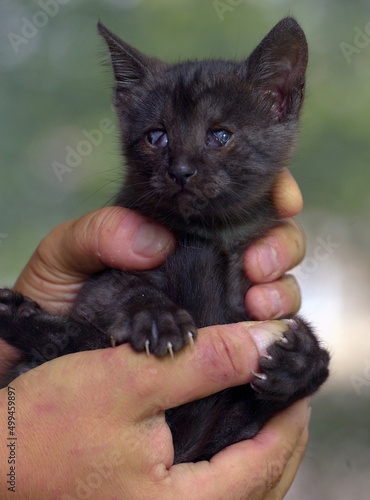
[72,269,197,357]
[0,289,109,364]
[251,316,329,404]
[0,268,197,362]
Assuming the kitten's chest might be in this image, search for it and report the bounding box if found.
[156,235,250,327]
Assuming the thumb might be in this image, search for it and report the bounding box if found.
[14,207,174,309]
[111,320,288,420]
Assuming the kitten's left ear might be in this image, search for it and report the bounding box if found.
[245,17,308,121]
[98,22,164,91]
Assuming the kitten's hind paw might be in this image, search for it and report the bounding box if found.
[0,289,40,316]
[251,317,329,402]
[0,289,41,346]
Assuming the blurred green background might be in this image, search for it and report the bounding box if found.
[1,0,369,498]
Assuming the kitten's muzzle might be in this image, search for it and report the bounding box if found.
[167,164,197,187]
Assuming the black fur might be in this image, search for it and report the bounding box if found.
[0,18,329,463]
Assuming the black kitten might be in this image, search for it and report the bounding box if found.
[0,18,329,463]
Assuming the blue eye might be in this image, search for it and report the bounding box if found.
[206,129,232,147]
[146,130,168,148]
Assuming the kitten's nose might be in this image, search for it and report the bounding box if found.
[168,164,197,187]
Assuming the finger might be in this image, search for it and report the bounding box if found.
[170,397,311,500]
[273,168,303,218]
[100,321,288,419]
[264,412,310,499]
[245,274,301,320]
[14,207,174,309]
[66,207,175,271]
[244,219,305,283]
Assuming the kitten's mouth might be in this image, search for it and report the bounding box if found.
[175,188,193,199]
[173,189,194,205]
[173,188,198,204]
[172,188,210,219]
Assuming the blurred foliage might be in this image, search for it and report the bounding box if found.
[1,0,370,282]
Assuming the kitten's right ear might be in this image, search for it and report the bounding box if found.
[98,22,161,90]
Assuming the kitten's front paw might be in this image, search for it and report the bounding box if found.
[0,289,41,343]
[108,306,197,357]
[251,317,329,402]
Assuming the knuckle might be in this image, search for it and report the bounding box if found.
[197,325,248,385]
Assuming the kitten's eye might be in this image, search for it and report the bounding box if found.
[146,130,168,148]
[206,129,232,147]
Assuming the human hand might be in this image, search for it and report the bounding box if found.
[0,321,311,499]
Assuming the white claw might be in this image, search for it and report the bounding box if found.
[167,342,174,359]
[250,382,261,393]
[280,335,289,344]
[110,337,116,348]
[281,318,298,329]
[251,370,267,381]
[188,331,195,351]
[145,340,150,357]
[261,354,273,361]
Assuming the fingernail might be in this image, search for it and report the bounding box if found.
[256,240,280,278]
[133,223,172,257]
[261,286,284,319]
[248,321,286,357]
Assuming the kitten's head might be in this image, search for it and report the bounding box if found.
[99,18,308,232]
